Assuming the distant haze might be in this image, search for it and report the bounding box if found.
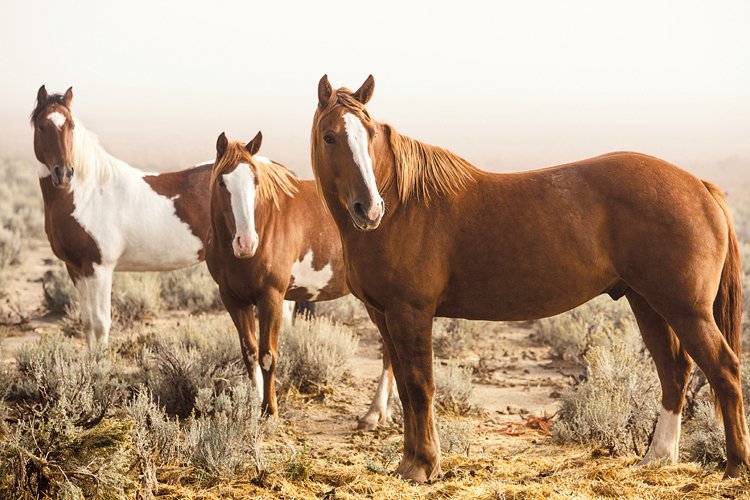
[2,1,749,193]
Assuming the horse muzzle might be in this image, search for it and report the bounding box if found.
[51,165,74,189]
[232,232,259,259]
[349,197,384,231]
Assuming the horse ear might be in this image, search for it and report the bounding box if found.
[353,75,375,105]
[246,131,262,156]
[216,132,228,158]
[63,87,73,108]
[37,85,48,103]
[318,74,333,108]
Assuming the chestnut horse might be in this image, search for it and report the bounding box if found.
[30,86,309,348]
[205,132,394,422]
[311,75,747,481]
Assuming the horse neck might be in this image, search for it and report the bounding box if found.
[70,119,140,188]
[372,123,400,215]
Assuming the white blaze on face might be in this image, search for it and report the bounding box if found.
[47,111,67,130]
[223,163,258,257]
[289,250,333,300]
[343,113,382,208]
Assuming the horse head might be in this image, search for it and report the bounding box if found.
[31,85,75,189]
[211,131,265,258]
[311,75,384,231]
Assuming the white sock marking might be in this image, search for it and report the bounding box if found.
[262,352,273,371]
[289,250,333,300]
[642,407,681,464]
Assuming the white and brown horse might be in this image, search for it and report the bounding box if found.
[311,75,748,481]
[31,86,215,347]
[205,132,394,422]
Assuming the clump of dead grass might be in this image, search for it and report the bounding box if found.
[434,359,474,415]
[159,265,222,312]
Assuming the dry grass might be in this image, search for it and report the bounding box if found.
[158,265,222,312]
[315,295,369,324]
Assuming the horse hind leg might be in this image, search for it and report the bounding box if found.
[626,291,692,465]
[358,344,396,430]
[664,308,750,477]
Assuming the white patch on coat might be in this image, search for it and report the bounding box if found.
[640,407,681,465]
[47,111,67,129]
[223,163,258,249]
[37,164,51,178]
[68,119,204,271]
[289,250,333,300]
[261,352,273,371]
[343,113,381,203]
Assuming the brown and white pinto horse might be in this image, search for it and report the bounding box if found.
[205,132,394,421]
[31,86,214,347]
[311,75,748,481]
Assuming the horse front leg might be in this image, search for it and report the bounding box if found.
[257,291,284,416]
[222,293,261,399]
[383,304,441,482]
[69,263,113,348]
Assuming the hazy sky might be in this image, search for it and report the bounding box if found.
[3,0,750,179]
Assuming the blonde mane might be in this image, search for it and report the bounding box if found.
[311,87,478,205]
[382,126,479,204]
[212,141,298,209]
[71,119,132,184]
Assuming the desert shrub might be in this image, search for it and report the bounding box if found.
[0,333,132,498]
[8,332,125,426]
[536,296,640,364]
[159,265,222,312]
[0,416,135,499]
[0,226,22,269]
[434,359,474,414]
[438,419,473,455]
[138,315,244,418]
[314,295,369,324]
[113,273,162,325]
[42,264,77,313]
[554,342,660,456]
[277,316,358,393]
[683,356,750,465]
[432,318,492,359]
[184,381,264,479]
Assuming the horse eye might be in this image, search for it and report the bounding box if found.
[324,134,336,145]
[218,179,226,188]
[39,126,45,132]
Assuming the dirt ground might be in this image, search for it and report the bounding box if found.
[2,238,748,499]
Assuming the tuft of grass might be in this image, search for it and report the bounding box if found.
[434,359,474,415]
[277,316,358,394]
[42,265,77,314]
[112,273,162,326]
[554,342,660,456]
[159,265,222,312]
[438,419,473,455]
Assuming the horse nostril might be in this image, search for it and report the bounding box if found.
[69,168,74,177]
[54,166,62,178]
[353,202,367,220]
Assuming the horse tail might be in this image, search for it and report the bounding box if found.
[703,181,743,414]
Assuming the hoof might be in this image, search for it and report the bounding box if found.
[724,461,750,479]
[637,451,677,467]
[395,457,441,483]
[357,411,391,431]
